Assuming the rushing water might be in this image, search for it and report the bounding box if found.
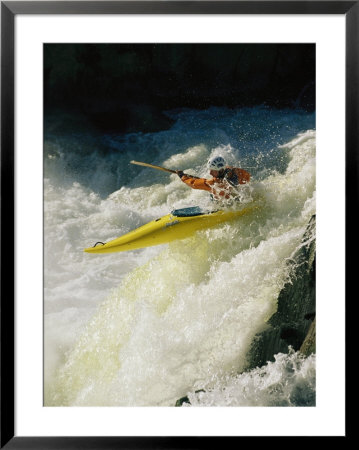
[44,106,316,406]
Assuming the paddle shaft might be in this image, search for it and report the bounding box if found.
[131,160,256,174]
[130,160,177,174]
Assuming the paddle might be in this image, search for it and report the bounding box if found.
[130,160,178,174]
[131,160,256,174]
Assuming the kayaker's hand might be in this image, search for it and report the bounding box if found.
[176,170,184,178]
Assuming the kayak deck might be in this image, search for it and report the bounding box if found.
[84,204,256,254]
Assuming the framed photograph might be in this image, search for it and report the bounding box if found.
[1,1,353,446]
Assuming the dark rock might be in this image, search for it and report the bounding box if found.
[300,317,316,356]
[88,105,175,133]
[174,390,205,407]
[246,215,316,369]
[175,396,190,407]
[44,43,315,134]
[304,312,315,321]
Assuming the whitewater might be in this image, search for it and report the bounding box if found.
[44,106,316,407]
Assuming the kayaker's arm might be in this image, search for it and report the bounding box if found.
[178,172,214,192]
[178,172,237,199]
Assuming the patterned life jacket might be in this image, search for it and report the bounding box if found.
[180,166,250,200]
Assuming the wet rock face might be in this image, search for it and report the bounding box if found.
[247,215,316,369]
[44,43,315,133]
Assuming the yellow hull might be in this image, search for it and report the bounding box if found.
[84,204,257,254]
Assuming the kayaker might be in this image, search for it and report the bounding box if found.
[176,156,250,202]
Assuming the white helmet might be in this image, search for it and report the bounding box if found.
[207,156,226,171]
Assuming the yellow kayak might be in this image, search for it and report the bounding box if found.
[84,204,258,254]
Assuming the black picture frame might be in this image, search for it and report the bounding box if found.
[1,1,353,447]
